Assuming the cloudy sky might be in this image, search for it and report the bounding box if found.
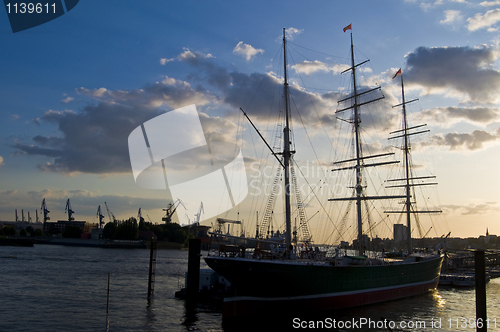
[1,0,500,241]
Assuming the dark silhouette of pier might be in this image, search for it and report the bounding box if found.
[445,250,500,271]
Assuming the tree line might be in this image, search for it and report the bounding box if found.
[103,218,192,245]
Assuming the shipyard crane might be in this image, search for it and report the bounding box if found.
[41,198,50,223]
[137,208,145,223]
[65,199,75,222]
[193,202,204,225]
[162,198,186,224]
[104,202,116,223]
[97,205,106,228]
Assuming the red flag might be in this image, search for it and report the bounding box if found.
[392,68,402,79]
[343,24,352,32]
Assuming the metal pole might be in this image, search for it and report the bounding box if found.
[475,250,487,332]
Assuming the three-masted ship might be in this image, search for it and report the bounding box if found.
[204,26,444,319]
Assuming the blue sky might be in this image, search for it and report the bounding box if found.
[2,0,500,241]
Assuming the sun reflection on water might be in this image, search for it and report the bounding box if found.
[432,289,446,310]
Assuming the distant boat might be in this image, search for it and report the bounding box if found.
[439,273,454,286]
[0,238,35,247]
[205,27,443,319]
[452,275,475,287]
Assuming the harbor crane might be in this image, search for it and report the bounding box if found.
[41,198,50,232]
[41,198,50,223]
[162,198,186,224]
[137,208,145,223]
[193,202,204,225]
[104,202,116,223]
[97,205,106,228]
[65,199,75,222]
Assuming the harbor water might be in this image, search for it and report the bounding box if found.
[2,245,500,331]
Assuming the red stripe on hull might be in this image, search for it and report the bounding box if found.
[222,278,439,319]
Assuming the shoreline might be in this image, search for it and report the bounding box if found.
[1,236,188,249]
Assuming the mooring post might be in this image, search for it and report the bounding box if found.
[105,273,110,332]
[147,237,157,301]
[187,238,201,299]
[475,250,487,332]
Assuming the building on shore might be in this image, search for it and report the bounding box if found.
[43,220,98,237]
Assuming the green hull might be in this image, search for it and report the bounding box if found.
[205,254,443,317]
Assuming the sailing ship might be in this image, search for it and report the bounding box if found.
[204,27,444,319]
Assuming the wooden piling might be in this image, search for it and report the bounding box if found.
[147,238,157,301]
[475,250,487,332]
[105,273,110,332]
[187,238,201,298]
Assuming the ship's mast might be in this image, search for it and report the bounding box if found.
[385,69,442,253]
[330,26,406,256]
[239,29,305,253]
[350,32,364,256]
[400,74,412,252]
[282,28,293,255]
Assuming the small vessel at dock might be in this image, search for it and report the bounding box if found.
[0,237,36,247]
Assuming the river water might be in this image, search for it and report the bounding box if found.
[1,245,499,331]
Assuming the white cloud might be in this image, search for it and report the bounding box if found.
[414,0,469,11]
[291,60,348,75]
[160,58,174,65]
[79,87,108,98]
[467,8,500,31]
[0,156,4,167]
[61,96,74,103]
[418,106,500,127]
[480,1,500,6]
[440,10,463,25]
[177,48,214,62]
[442,202,499,215]
[423,128,500,151]
[76,77,211,110]
[285,27,303,40]
[233,41,264,61]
